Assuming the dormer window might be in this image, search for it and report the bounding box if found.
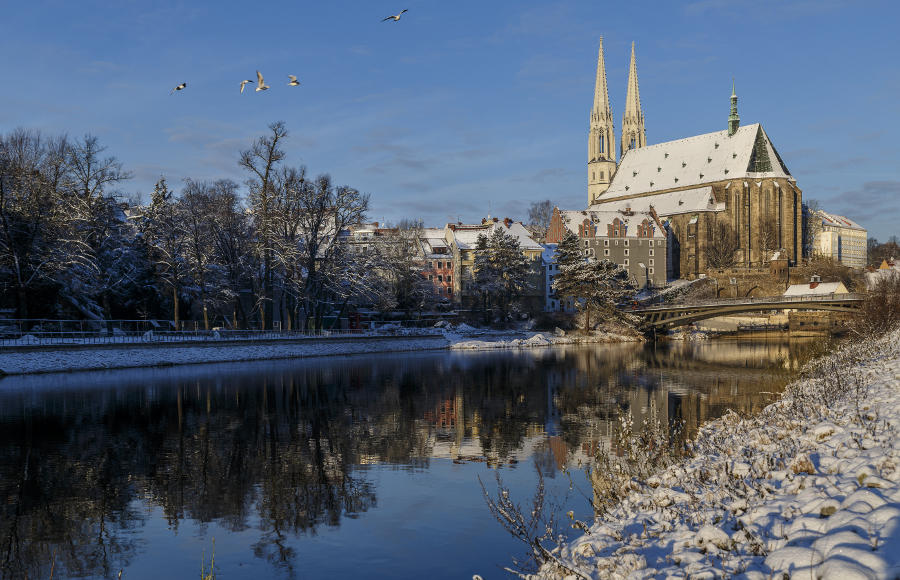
[657,166,661,172]
[664,153,669,158]
[632,171,638,177]
[699,173,704,179]
[714,142,719,149]
[733,153,737,159]
[674,177,679,183]
[707,157,712,163]
[682,161,687,168]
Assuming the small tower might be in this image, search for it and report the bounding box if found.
[588,38,617,206]
[728,79,740,136]
[620,42,646,159]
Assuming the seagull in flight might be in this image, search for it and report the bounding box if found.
[255,70,269,92]
[382,9,407,22]
[287,75,301,87]
[239,79,254,94]
[169,82,186,95]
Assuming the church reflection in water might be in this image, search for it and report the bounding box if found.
[0,338,825,578]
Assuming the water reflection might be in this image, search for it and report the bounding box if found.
[0,338,824,579]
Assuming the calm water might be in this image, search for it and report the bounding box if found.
[0,339,823,579]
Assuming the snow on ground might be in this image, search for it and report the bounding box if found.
[0,325,640,374]
[0,336,450,374]
[540,330,900,579]
[449,331,641,350]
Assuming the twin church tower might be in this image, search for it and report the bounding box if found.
[588,38,647,205]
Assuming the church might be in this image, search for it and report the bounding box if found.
[549,38,804,280]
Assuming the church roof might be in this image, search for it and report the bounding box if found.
[597,123,792,202]
[556,208,666,239]
[590,185,724,216]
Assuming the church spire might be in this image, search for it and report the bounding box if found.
[728,79,740,136]
[588,37,617,205]
[620,41,646,159]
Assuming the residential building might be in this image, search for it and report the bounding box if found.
[812,210,867,268]
[546,206,667,289]
[418,228,454,300]
[446,217,545,310]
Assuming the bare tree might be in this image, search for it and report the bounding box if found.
[240,121,288,329]
[758,220,778,264]
[802,198,822,260]
[706,220,738,269]
[0,130,68,319]
[527,200,554,241]
[205,179,252,328]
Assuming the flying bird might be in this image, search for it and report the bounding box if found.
[287,75,301,87]
[255,70,269,92]
[170,82,186,94]
[382,9,407,22]
[239,79,254,93]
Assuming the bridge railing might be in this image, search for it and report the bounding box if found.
[636,292,865,312]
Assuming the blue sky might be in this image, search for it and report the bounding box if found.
[2,0,898,240]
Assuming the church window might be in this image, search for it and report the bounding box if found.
[629,137,636,149]
[599,134,605,154]
[600,171,604,179]
[592,172,595,181]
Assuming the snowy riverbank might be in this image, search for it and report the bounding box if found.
[0,325,641,374]
[540,330,900,579]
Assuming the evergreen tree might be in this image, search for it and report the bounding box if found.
[473,227,529,323]
[552,232,636,331]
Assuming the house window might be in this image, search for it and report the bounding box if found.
[437,261,442,269]
[649,240,654,247]
[448,262,452,270]
[428,261,433,269]
[624,240,629,247]
[448,288,452,295]
[615,240,619,246]
[428,275,433,281]
[437,275,443,282]
[649,268,654,275]
[603,239,609,247]
[604,249,609,256]
[623,259,629,266]
[584,240,589,248]
[649,259,654,266]
[624,249,629,256]
[447,275,451,283]
[649,249,654,256]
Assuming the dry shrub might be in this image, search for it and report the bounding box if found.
[850,275,900,338]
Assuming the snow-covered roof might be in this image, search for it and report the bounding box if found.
[816,210,865,232]
[783,281,848,297]
[556,208,666,239]
[597,123,792,202]
[590,186,723,217]
[450,220,542,251]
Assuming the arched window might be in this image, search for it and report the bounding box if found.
[600,171,604,180]
[598,131,605,154]
[629,136,636,149]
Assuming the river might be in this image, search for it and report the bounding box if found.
[0,338,826,579]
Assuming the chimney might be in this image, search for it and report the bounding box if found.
[811,274,821,283]
[448,224,456,231]
[503,217,512,227]
[373,221,379,227]
[493,217,499,223]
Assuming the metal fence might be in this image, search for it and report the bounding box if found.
[0,319,445,348]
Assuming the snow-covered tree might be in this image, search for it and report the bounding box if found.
[0,130,69,319]
[552,232,636,331]
[474,227,530,322]
[140,178,189,328]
